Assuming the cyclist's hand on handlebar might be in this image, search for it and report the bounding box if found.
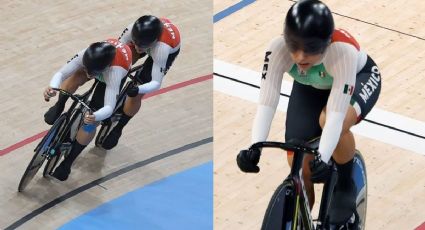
[236,148,261,173]
[83,112,96,124]
[309,155,331,183]
[127,85,139,97]
[43,87,56,102]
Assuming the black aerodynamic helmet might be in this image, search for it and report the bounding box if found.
[83,42,116,75]
[284,0,334,54]
[131,15,163,48]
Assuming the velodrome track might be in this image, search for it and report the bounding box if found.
[213,1,425,229]
[0,0,212,229]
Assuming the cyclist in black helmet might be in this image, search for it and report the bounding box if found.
[100,15,181,150]
[237,0,381,228]
[131,15,164,51]
[44,39,132,181]
[82,42,117,76]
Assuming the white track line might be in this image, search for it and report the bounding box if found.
[214,59,425,155]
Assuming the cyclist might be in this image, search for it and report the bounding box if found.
[44,39,132,181]
[236,0,381,227]
[43,15,181,150]
[100,15,181,150]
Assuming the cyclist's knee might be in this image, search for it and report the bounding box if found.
[61,70,88,91]
[319,109,326,129]
[76,124,97,145]
[123,95,143,116]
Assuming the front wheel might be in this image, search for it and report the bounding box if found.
[18,114,67,192]
[261,181,298,230]
[43,109,83,177]
[353,151,367,229]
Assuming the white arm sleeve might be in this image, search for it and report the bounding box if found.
[251,37,294,143]
[93,66,127,121]
[137,43,172,94]
[49,49,85,88]
[319,43,358,162]
[118,23,134,44]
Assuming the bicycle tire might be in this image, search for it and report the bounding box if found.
[353,151,367,229]
[43,109,83,177]
[18,114,67,192]
[261,180,298,230]
[95,119,113,147]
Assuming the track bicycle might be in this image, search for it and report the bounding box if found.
[249,139,367,229]
[95,64,144,148]
[18,81,98,192]
[18,64,144,192]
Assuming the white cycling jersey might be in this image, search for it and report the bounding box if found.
[118,17,180,94]
[252,29,368,162]
[49,39,132,121]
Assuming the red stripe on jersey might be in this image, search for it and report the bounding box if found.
[159,18,181,48]
[106,38,132,70]
[331,29,360,51]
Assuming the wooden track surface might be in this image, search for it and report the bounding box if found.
[214,0,425,229]
[0,0,212,228]
[214,0,425,120]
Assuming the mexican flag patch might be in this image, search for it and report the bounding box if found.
[343,84,354,95]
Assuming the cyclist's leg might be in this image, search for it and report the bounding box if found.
[285,81,330,207]
[319,106,358,220]
[129,46,146,65]
[45,69,89,125]
[321,55,381,225]
[52,81,105,181]
[100,55,152,149]
[319,106,357,164]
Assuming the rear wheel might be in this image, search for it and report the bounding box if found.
[261,181,298,230]
[18,114,67,192]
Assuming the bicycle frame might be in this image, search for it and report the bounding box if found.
[254,138,368,229]
[253,140,338,230]
[103,64,144,121]
[54,81,98,137]
[285,144,315,229]
[19,81,100,191]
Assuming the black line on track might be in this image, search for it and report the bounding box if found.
[214,73,425,140]
[287,0,425,41]
[5,137,213,230]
